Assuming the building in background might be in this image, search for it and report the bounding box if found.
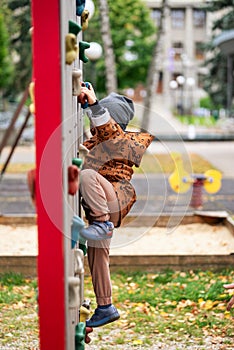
[145,0,217,112]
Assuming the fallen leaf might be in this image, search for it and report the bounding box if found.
[132,339,143,345]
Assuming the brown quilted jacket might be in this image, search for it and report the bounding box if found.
[83,118,154,226]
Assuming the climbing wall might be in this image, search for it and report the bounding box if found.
[31,0,90,349]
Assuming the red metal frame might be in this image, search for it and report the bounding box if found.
[32,1,66,348]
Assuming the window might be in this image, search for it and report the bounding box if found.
[195,42,204,60]
[151,9,161,27]
[172,42,184,60]
[193,10,206,28]
[171,9,185,29]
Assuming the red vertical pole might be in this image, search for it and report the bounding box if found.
[190,178,204,209]
[31,1,66,349]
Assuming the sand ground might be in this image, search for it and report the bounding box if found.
[0,222,234,256]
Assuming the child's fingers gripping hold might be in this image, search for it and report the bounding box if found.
[81,86,97,105]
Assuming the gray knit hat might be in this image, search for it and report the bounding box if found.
[99,92,134,130]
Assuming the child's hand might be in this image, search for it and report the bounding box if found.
[223,283,234,310]
[78,82,97,107]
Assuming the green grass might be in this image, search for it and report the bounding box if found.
[177,115,217,127]
[0,273,38,349]
[134,152,216,174]
[1,270,234,348]
[0,152,216,175]
[0,162,35,174]
[85,270,234,348]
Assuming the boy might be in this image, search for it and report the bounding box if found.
[79,83,154,327]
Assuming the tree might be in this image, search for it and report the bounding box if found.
[202,0,234,109]
[0,12,14,108]
[84,0,155,93]
[3,0,155,97]
[97,0,117,93]
[3,0,32,99]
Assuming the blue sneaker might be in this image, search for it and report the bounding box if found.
[86,305,120,328]
[80,221,114,241]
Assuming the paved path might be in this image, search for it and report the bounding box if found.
[132,174,234,215]
[0,173,35,215]
[1,95,234,216]
[1,169,234,216]
[136,94,234,138]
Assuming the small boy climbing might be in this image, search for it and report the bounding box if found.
[78,83,154,328]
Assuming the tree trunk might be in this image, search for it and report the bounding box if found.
[141,0,167,131]
[97,0,117,93]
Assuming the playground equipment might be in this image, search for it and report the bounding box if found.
[168,154,222,208]
[31,0,95,349]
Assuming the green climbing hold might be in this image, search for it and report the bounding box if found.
[75,322,86,350]
[79,242,87,256]
[72,158,83,168]
[69,20,82,36]
[79,41,90,63]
